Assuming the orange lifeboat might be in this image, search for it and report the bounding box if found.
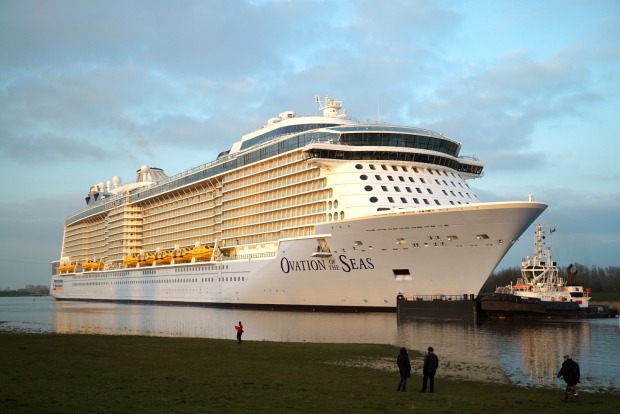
[191,245,214,262]
[58,262,76,273]
[137,252,155,266]
[123,253,139,268]
[173,247,192,263]
[82,260,104,271]
[155,250,173,265]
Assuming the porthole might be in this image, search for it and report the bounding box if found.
[370,196,378,203]
[355,164,363,170]
[360,174,368,180]
[364,185,373,191]
[334,200,338,208]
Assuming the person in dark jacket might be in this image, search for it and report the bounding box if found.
[396,347,412,392]
[421,346,439,392]
[557,354,580,402]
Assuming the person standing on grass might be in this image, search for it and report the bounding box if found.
[557,354,580,402]
[396,347,412,392]
[421,346,439,393]
[235,321,244,344]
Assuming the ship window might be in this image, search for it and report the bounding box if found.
[382,165,388,170]
[388,197,395,203]
[406,187,412,193]
[476,234,490,240]
[360,174,368,180]
[399,176,405,182]
[423,199,430,204]
[369,164,376,170]
[413,167,419,172]
[401,166,408,172]
[401,197,407,203]
[442,190,448,195]
[370,196,378,203]
[435,179,441,185]
[388,175,394,181]
[413,198,420,204]
[447,235,459,241]
[375,175,382,180]
[364,185,373,191]
[427,189,433,194]
[355,164,363,170]
[381,186,388,191]
[408,177,415,182]
[416,188,422,193]
[420,178,426,183]
[395,187,401,192]
[434,200,441,205]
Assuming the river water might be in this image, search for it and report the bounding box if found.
[1,296,619,392]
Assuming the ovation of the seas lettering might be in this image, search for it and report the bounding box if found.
[280,255,374,274]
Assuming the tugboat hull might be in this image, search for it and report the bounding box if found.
[479,294,618,318]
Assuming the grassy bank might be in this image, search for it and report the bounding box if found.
[1,333,619,413]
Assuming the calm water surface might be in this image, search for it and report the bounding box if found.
[1,296,618,392]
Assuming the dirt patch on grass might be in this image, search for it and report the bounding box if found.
[330,355,510,384]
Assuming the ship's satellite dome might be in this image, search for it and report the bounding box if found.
[140,165,149,173]
[112,176,121,186]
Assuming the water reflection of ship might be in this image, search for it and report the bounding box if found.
[40,298,620,392]
[481,320,592,388]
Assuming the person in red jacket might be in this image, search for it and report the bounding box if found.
[235,321,244,344]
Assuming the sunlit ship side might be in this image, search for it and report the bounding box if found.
[50,96,546,311]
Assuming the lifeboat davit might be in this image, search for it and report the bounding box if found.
[191,245,214,262]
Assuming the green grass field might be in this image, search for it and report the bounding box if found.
[1,333,619,413]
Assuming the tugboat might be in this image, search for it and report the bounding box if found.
[479,225,618,318]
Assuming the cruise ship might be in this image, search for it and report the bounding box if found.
[50,96,547,311]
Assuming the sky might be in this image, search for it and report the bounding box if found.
[1,0,619,290]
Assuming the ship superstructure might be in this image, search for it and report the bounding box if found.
[51,96,546,310]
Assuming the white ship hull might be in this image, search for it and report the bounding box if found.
[50,201,545,310]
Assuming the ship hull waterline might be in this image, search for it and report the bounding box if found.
[50,201,546,312]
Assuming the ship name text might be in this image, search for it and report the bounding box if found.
[280,255,375,274]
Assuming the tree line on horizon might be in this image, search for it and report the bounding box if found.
[482,264,620,294]
[1,284,49,296]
